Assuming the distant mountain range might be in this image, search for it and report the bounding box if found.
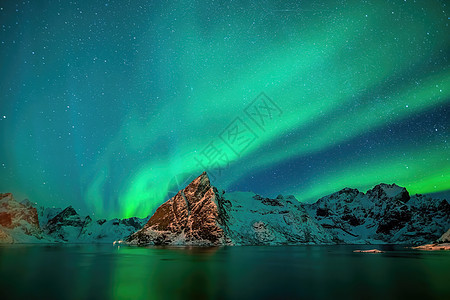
[1,172,449,246]
[0,193,149,244]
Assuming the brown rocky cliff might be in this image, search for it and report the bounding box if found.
[0,193,40,230]
[127,172,228,245]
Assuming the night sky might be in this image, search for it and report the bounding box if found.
[0,0,449,218]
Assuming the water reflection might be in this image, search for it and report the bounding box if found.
[0,245,449,300]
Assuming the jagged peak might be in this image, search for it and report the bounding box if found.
[369,183,403,191]
[0,193,14,202]
[63,205,77,213]
[373,183,403,190]
[365,183,410,203]
[438,228,450,243]
[319,187,360,201]
[183,172,212,196]
[189,171,210,186]
[51,206,79,220]
[20,199,35,207]
[338,187,360,194]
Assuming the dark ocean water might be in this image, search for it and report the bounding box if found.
[0,244,449,300]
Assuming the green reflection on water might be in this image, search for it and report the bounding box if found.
[0,245,449,300]
[110,246,220,300]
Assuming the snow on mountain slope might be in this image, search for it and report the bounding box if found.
[0,193,149,243]
[127,173,333,246]
[0,193,40,230]
[0,227,13,243]
[1,177,448,245]
[437,228,450,243]
[127,175,449,246]
[43,206,149,243]
[0,193,43,243]
[223,192,333,245]
[79,217,149,243]
[44,206,88,241]
[20,199,62,228]
[37,207,63,228]
[303,184,449,244]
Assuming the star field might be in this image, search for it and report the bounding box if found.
[0,0,449,218]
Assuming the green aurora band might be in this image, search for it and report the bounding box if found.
[1,0,448,218]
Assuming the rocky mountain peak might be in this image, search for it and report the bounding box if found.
[127,172,227,245]
[438,228,450,243]
[0,193,14,202]
[437,200,450,218]
[183,172,212,202]
[315,187,360,206]
[0,193,41,238]
[20,199,35,207]
[59,206,78,218]
[366,183,410,202]
[46,205,84,234]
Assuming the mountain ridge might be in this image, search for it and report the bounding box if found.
[1,174,448,245]
[127,173,449,246]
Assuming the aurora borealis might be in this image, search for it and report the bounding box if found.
[0,0,448,218]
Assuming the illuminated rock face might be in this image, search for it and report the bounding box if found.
[127,173,334,246]
[127,172,230,246]
[0,193,149,244]
[127,174,450,246]
[0,228,13,243]
[0,193,40,230]
[0,193,41,243]
[0,193,45,243]
[1,176,449,245]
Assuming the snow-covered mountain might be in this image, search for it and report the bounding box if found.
[1,173,449,245]
[221,192,334,245]
[0,193,149,244]
[437,228,450,243]
[127,172,333,246]
[303,184,449,245]
[0,193,43,243]
[42,206,150,243]
[128,174,449,246]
